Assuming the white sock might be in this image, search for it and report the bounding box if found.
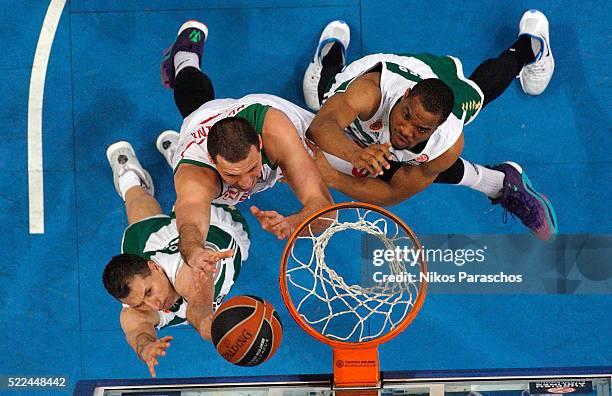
[174,51,200,75]
[457,158,505,198]
[118,170,142,201]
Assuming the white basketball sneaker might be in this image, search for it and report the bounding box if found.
[156,129,180,168]
[106,141,154,197]
[303,20,350,111]
[518,9,554,95]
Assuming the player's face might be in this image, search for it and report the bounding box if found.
[389,91,441,150]
[214,145,263,192]
[121,262,179,312]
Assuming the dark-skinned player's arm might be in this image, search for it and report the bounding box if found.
[174,164,234,274]
[307,75,393,175]
[311,133,464,206]
[250,108,333,239]
[120,307,170,378]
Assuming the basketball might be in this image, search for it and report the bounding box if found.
[211,295,283,366]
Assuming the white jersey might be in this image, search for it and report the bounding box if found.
[121,204,250,329]
[325,53,484,170]
[173,94,314,205]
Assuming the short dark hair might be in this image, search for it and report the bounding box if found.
[102,254,151,300]
[208,117,260,163]
[410,78,454,122]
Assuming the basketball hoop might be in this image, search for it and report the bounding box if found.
[280,202,428,390]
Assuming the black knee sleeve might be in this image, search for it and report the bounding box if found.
[173,67,215,118]
[469,35,535,108]
[433,158,465,184]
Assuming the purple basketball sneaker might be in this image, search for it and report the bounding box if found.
[161,20,208,89]
[490,161,557,240]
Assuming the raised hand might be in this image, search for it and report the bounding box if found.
[138,335,173,378]
[250,206,294,239]
[185,246,234,275]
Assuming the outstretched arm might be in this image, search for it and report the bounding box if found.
[120,308,171,378]
[174,164,233,273]
[174,262,216,341]
[252,108,333,239]
[307,75,393,175]
[311,134,464,206]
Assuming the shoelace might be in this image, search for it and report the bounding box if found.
[306,62,323,84]
[499,186,543,229]
[525,52,551,80]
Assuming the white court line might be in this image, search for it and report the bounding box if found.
[28,0,67,234]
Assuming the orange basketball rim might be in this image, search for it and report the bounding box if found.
[280,202,428,390]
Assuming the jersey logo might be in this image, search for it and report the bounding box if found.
[221,186,242,202]
[415,154,429,163]
[352,167,369,177]
[370,120,383,131]
[403,153,429,166]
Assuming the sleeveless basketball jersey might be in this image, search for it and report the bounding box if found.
[121,204,250,329]
[173,94,314,205]
[324,53,484,168]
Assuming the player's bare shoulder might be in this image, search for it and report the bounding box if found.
[260,107,301,164]
[341,72,383,120]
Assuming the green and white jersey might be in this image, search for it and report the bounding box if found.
[121,204,250,329]
[173,94,314,205]
[324,53,484,168]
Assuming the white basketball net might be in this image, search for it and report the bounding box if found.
[286,207,423,343]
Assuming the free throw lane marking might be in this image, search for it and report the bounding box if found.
[28,0,66,234]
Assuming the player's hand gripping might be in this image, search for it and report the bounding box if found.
[185,246,234,276]
[137,335,173,378]
[250,206,294,239]
[349,143,393,176]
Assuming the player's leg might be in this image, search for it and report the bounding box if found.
[303,20,350,111]
[469,9,554,105]
[123,187,163,226]
[161,21,215,118]
[433,157,557,240]
[106,141,162,225]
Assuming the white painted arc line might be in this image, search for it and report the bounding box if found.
[28,0,67,234]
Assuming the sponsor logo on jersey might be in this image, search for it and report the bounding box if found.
[415,154,429,163]
[352,167,369,178]
[370,120,383,131]
[403,154,429,166]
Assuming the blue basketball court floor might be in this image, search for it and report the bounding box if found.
[0,1,610,394]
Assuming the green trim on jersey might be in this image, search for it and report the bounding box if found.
[166,316,188,327]
[237,103,270,135]
[332,76,356,94]
[122,215,175,259]
[385,62,422,84]
[174,158,217,175]
[398,53,482,122]
[236,103,277,169]
[353,119,375,144]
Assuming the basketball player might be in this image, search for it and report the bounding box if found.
[103,139,250,377]
[302,11,557,240]
[159,21,333,275]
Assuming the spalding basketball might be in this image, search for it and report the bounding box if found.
[211,295,283,366]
